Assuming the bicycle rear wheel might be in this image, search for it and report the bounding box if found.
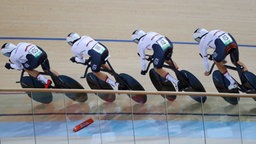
[212,70,239,105]
[86,72,116,102]
[242,71,256,101]
[149,69,176,101]
[119,73,147,104]
[180,70,207,103]
[20,76,53,104]
[57,75,88,102]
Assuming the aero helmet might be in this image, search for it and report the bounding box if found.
[193,28,208,42]
[66,32,81,46]
[1,43,16,57]
[131,29,146,44]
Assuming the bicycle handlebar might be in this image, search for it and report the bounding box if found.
[79,57,117,79]
[137,53,178,75]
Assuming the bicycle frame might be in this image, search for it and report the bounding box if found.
[80,59,129,89]
[141,53,190,89]
[205,53,254,93]
[18,68,68,89]
[18,69,51,86]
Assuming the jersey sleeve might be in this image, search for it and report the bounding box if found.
[9,56,23,70]
[10,63,23,70]
[75,56,85,63]
[138,47,147,71]
[199,46,210,72]
[202,56,210,72]
[71,46,86,63]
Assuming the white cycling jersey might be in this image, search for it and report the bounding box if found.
[137,32,165,71]
[198,29,229,72]
[9,42,40,70]
[71,35,98,63]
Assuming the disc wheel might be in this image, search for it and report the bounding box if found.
[149,69,176,101]
[86,72,115,102]
[119,73,147,104]
[212,70,239,105]
[20,76,53,104]
[57,75,88,102]
[180,70,207,103]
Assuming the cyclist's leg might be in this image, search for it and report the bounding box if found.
[90,49,119,89]
[153,44,179,90]
[214,39,237,90]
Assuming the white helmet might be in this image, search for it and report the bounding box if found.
[1,42,16,57]
[193,28,208,42]
[66,32,81,46]
[131,29,146,44]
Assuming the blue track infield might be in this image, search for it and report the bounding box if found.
[0,112,256,139]
[0,120,255,139]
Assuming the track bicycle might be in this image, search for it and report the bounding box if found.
[18,69,87,104]
[141,53,207,103]
[204,54,256,105]
[79,57,147,104]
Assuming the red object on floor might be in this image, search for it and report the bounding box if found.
[73,118,94,132]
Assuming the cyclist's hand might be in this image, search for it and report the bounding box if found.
[70,57,77,63]
[84,59,90,65]
[204,71,210,76]
[5,63,12,69]
[140,70,147,75]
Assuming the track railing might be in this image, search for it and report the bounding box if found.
[0,89,256,144]
[1,88,256,98]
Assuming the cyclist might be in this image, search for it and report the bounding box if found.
[66,32,120,90]
[193,28,248,90]
[131,29,181,91]
[1,42,59,88]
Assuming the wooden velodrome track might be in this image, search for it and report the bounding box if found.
[1,0,256,91]
[1,0,256,143]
